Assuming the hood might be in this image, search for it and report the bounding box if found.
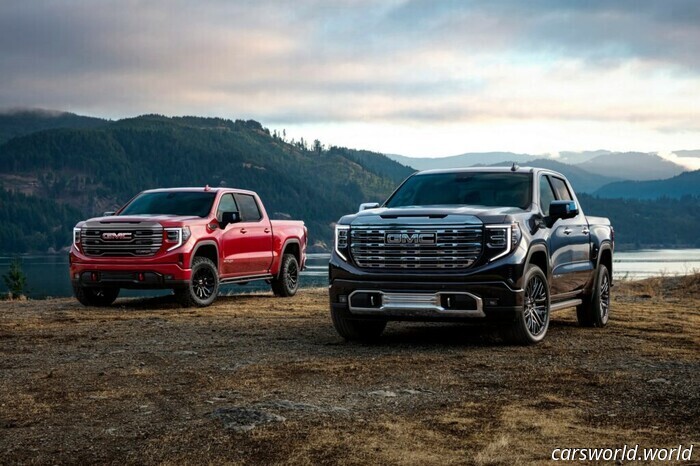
[340,205,525,227]
[77,214,205,227]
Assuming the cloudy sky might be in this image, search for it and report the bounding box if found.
[1,0,699,157]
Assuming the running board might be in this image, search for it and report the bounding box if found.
[550,299,583,312]
[220,274,273,285]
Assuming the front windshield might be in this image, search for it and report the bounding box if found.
[385,172,532,209]
[119,192,216,217]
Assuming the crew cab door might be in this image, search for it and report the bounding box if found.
[230,193,273,276]
[217,193,250,277]
[544,175,594,295]
[218,192,272,277]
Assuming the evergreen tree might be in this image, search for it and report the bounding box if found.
[3,257,27,299]
[313,139,323,155]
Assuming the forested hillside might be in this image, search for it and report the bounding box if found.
[0,114,413,253]
[0,109,107,144]
[578,194,700,249]
[594,170,700,199]
[0,111,698,254]
[0,188,83,253]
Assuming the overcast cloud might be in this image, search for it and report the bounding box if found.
[0,0,698,155]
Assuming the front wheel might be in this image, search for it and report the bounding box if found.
[271,254,299,297]
[73,284,119,307]
[175,257,219,307]
[503,265,550,345]
[577,264,610,327]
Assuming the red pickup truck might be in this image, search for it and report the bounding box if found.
[69,187,307,307]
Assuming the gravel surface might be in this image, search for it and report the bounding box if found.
[0,279,698,465]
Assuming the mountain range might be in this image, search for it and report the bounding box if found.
[388,150,686,182]
[476,159,621,193]
[389,150,698,199]
[0,108,698,253]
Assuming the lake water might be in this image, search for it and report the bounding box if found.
[1,250,698,299]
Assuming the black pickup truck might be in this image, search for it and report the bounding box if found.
[329,166,614,344]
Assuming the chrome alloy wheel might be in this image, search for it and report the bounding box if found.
[524,275,549,337]
[599,271,610,323]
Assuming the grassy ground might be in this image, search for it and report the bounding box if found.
[0,276,698,465]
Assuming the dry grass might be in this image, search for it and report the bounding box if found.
[0,277,698,465]
[615,272,700,300]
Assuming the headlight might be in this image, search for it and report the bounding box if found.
[73,227,81,247]
[165,227,191,251]
[485,223,521,261]
[335,225,349,261]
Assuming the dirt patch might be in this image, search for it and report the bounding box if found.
[0,279,698,465]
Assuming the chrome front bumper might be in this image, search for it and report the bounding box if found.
[348,290,485,318]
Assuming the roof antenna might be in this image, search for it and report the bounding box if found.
[511,162,519,172]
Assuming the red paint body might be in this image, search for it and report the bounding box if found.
[69,188,307,289]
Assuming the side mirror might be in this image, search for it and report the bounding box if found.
[549,200,578,219]
[103,211,116,216]
[359,202,380,212]
[220,211,240,228]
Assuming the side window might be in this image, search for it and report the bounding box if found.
[539,175,556,213]
[550,177,573,201]
[216,193,237,221]
[234,194,262,222]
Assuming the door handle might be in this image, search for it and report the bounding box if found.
[563,228,572,235]
[582,228,590,235]
[264,228,270,233]
[240,228,247,234]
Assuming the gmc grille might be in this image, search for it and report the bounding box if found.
[81,224,163,257]
[350,226,483,270]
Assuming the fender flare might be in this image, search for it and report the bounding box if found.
[578,240,613,294]
[524,242,550,280]
[190,240,220,269]
[281,238,301,257]
[277,238,302,277]
[596,240,613,271]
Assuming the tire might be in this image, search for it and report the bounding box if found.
[503,265,550,345]
[576,264,610,328]
[175,257,219,307]
[331,307,387,341]
[73,284,119,307]
[271,254,300,297]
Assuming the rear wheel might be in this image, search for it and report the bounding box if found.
[331,307,387,341]
[73,284,119,307]
[271,254,299,297]
[503,265,550,345]
[175,257,219,307]
[577,265,610,327]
